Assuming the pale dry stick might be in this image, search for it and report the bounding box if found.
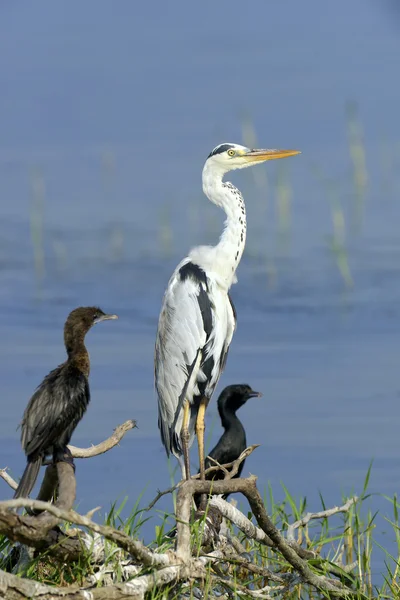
[0,478,361,599]
[0,531,228,599]
[0,420,137,491]
[145,484,179,512]
[43,462,76,513]
[175,479,192,562]
[206,456,230,478]
[0,497,171,568]
[0,551,224,600]
[0,565,185,600]
[0,468,17,491]
[209,496,273,546]
[35,465,58,503]
[286,496,358,543]
[178,477,358,597]
[212,574,276,600]
[144,444,259,512]
[229,533,247,554]
[206,542,285,584]
[68,419,137,458]
[2,462,77,573]
[210,496,358,582]
[205,444,260,481]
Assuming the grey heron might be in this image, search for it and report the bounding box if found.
[155,142,300,482]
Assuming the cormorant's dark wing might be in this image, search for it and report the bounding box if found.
[21,364,90,457]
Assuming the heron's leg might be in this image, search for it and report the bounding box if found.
[180,400,191,480]
[196,398,208,479]
[196,398,208,509]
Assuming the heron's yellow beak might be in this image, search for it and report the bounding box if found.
[242,148,301,163]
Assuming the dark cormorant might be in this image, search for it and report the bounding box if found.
[14,306,118,499]
[195,384,261,508]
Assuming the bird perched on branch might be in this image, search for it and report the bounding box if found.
[205,384,261,481]
[194,384,261,508]
[14,306,118,499]
[155,143,300,482]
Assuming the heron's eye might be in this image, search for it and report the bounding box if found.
[93,313,99,321]
[227,149,236,157]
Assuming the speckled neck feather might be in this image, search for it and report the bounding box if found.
[189,163,246,290]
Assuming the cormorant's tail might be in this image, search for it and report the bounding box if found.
[13,456,42,499]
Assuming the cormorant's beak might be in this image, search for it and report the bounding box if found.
[247,390,262,399]
[243,148,301,163]
[95,313,118,324]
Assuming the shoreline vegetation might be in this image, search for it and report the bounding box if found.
[0,422,398,599]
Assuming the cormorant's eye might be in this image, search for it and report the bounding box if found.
[93,313,99,321]
[227,149,236,157]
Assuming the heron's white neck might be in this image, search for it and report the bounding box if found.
[189,163,247,291]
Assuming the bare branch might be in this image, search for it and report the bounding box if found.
[209,496,273,546]
[178,477,358,597]
[175,480,192,562]
[68,419,137,458]
[287,496,358,542]
[31,462,76,525]
[212,574,276,600]
[209,496,315,560]
[145,484,179,511]
[202,444,260,480]
[0,497,171,567]
[224,444,260,479]
[142,445,260,512]
[206,456,230,477]
[0,471,361,599]
[0,468,17,491]
[0,566,182,600]
[35,464,58,503]
[1,420,137,494]
[205,542,285,584]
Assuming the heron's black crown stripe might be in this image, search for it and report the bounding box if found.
[179,262,208,286]
[207,143,235,159]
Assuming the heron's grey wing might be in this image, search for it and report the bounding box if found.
[21,365,90,457]
[155,261,212,455]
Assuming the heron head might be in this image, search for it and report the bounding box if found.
[206,142,300,173]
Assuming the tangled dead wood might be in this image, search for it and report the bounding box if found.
[0,434,360,600]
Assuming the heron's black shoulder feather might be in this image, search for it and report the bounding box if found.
[178,262,213,339]
[179,262,208,286]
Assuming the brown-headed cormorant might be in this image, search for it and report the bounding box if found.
[14,306,118,499]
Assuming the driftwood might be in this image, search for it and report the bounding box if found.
[0,420,137,492]
[0,441,360,600]
[0,420,136,569]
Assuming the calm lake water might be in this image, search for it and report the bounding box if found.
[1,0,400,578]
